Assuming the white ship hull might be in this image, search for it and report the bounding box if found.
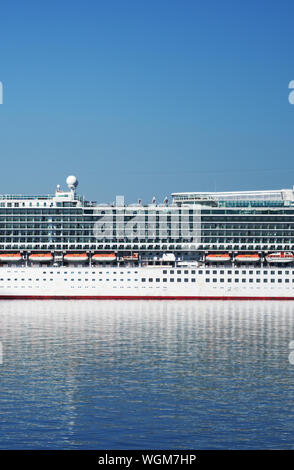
[1,265,294,300]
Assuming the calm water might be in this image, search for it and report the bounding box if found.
[1,300,294,449]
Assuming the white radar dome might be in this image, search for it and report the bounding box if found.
[66,175,78,189]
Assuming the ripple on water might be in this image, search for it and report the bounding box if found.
[0,300,294,449]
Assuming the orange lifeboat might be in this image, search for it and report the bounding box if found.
[235,254,260,263]
[122,253,139,261]
[0,253,22,262]
[29,253,53,262]
[64,253,88,262]
[92,253,116,262]
[265,252,294,263]
[205,253,231,262]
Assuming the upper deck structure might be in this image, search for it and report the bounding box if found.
[0,177,294,255]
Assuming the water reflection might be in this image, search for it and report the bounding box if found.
[1,300,294,449]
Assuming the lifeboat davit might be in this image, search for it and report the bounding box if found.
[205,253,231,262]
[265,252,294,263]
[64,253,88,262]
[92,253,117,262]
[235,254,260,263]
[0,253,22,262]
[29,253,53,262]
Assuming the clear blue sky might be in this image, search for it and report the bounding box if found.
[0,0,294,203]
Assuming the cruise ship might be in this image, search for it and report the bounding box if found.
[1,175,294,299]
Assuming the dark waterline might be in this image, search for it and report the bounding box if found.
[1,300,294,449]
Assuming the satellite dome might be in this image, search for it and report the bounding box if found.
[66,175,78,189]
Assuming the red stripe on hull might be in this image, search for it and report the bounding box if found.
[0,295,294,300]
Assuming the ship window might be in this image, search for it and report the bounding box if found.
[213,270,217,274]
[199,270,203,274]
[191,270,195,274]
[256,279,260,283]
[142,278,146,282]
[191,279,196,282]
[264,279,268,283]
[271,271,275,275]
[278,279,282,283]
[170,270,174,274]
[242,279,246,283]
[163,279,167,282]
[184,270,188,274]
[156,278,160,282]
[205,270,210,274]
[184,279,188,282]
[228,279,232,282]
[249,271,253,274]
[220,270,224,274]
[228,270,232,274]
[163,270,167,274]
[242,271,246,275]
[249,279,253,283]
[213,279,217,283]
[235,279,239,283]
[278,271,282,275]
[271,279,275,283]
[286,271,289,275]
[177,270,181,274]
[177,279,181,282]
[149,278,153,282]
[286,279,289,283]
[264,271,268,274]
[205,279,210,283]
[256,271,260,274]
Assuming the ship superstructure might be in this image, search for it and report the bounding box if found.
[1,176,294,299]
